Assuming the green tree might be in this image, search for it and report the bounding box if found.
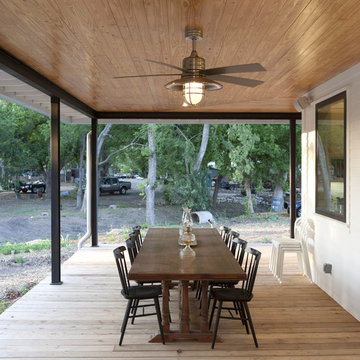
[157,124,212,211]
[228,124,260,213]
[228,124,301,213]
[204,124,232,208]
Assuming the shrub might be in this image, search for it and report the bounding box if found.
[163,169,212,211]
[0,239,69,255]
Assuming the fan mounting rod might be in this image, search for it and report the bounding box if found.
[183,28,205,73]
[185,28,203,40]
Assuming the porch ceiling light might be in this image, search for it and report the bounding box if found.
[165,77,222,106]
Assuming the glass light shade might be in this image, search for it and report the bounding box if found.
[183,81,205,106]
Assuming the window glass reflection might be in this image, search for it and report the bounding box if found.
[316,92,346,221]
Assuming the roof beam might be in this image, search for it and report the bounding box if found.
[0,47,96,118]
[96,111,301,121]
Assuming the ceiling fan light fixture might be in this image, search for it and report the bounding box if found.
[165,77,222,106]
[183,81,204,106]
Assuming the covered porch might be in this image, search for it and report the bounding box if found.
[1,244,359,359]
[1,1,360,354]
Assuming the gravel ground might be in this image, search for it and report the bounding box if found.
[0,245,77,308]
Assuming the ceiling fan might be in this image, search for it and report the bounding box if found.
[113,28,266,106]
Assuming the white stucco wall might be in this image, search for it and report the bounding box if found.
[301,63,360,321]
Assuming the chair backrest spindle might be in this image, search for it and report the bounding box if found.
[125,238,138,264]
[241,248,261,296]
[220,226,232,246]
[113,246,131,296]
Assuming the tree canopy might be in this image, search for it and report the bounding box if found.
[1,99,301,214]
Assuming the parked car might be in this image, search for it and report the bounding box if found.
[211,178,238,190]
[99,177,131,195]
[14,180,46,194]
[284,200,301,217]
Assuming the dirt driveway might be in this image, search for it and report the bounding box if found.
[0,182,180,244]
[0,180,287,244]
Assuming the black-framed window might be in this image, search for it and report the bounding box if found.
[316,91,346,221]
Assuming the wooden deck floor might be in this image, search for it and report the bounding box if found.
[1,244,360,359]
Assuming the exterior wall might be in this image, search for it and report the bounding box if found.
[301,63,360,321]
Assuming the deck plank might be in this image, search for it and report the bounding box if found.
[1,244,359,359]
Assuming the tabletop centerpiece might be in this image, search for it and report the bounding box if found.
[179,208,197,257]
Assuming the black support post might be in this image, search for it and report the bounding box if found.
[50,96,62,284]
[289,119,296,238]
[91,118,98,247]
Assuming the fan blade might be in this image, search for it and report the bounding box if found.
[206,74,264,87]
[202,63,266,76]
[113,73,180,79]
[145,59,189,73]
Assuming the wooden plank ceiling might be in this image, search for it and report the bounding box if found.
[1,0,360,113]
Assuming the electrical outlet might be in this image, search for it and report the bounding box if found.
[323,263,332,274]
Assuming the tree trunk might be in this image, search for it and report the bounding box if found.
[145,124,156,226]
[76,134,86,208]
[271,181,284,212]
[81,190,87,213]
[212,174,223,208]
[193,124,210,171]
[97,124,112,159]
[244,177,254,214]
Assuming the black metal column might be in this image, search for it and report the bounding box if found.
[289,119,296,238]
[91,118,98,246]
[50,96,62,284]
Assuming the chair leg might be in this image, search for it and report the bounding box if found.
[207,284,214,308]
[154,297,165,344]
[277,247,285,283]
[296,252,304,273]
[269,243,276,273]
[195,280,202,299]
[119,299,133,346]
[243,302,258,348]
[131,298,139,324]
[239,301,249,334]
[209,298,217,329]
[211,300,223,349]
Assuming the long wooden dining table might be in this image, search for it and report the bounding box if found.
[128,227,246,342]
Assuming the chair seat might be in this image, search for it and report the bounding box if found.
[209,280,238,287]
[122,285,162,299]
[211,287,253,302]
[136,280,162,285]
[272,239,301,247]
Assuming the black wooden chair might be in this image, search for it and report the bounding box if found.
[125,236,140,265]
[196,226,232,300]
[128,231,142,253]
[207,238,248,307]
[220,226,232,247]
[113,246,165,345]
[228,230,240,252]
[209,247,261,349]
[132,225,143,247]
[231,237,247,265]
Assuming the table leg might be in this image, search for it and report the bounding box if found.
[162,280,170,333]
[150,279,215,343]
[200,280,209,332]
[180,280,190,333]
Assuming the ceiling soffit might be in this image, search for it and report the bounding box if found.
[1,1,359,113]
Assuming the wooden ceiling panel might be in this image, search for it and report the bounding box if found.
[1,0,360,113]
